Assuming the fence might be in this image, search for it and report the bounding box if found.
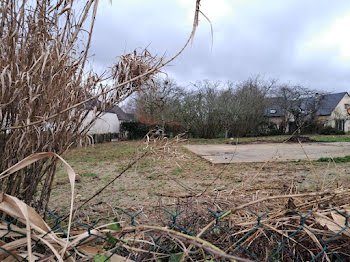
[0,206,349,261]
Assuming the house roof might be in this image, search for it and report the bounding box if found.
[315,92,348,116]
[85,99,133,121]
[106,106,132,121]
[265,92,348,117]
[264,97,285,117]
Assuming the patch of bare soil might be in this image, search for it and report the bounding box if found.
[285,135,316,143]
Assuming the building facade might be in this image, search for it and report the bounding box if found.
[265,92,350,133]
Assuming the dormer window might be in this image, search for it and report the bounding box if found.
[270,109,277,114]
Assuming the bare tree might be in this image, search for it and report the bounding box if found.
[216,82,238,138]
[133,76,279,139]
[135,78,184,130]
[272,85,322,133]
[229,77,275,137]
[173,77,276,138]
[176,80,222,138]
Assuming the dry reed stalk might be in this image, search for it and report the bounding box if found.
[0,0,107,214]
[173,186,350,261]
[1,187,348,261]
[0,1,205,260]
[0,0,202,215]
[75,193,350,261]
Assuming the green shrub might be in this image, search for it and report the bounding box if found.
[121,121,186,140]
[258,121,283,136]
[301,118,323,134]
[319,126,345,135]
[121,121,151,139]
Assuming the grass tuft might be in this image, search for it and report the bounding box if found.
[316,155,350,163]
[82,172,98,177]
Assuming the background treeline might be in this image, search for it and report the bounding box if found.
[122,76,330,139]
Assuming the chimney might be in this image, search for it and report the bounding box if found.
[315,92,320,102]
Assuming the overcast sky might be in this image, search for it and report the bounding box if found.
[89,0,350,92]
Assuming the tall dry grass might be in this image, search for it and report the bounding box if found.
[0,0,164,214]
[0,1,204,260]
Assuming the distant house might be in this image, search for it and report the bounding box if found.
[316,92,350,132]
[84,103,134,141]
[265,92,350,133]
[265,97,286,130]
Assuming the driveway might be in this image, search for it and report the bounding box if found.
[184,142,350,163]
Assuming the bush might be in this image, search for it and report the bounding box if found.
[121,122,151,139]
[121,121,186,140]
[164,122,186,138]
[301,118,323,134]
[319,126,345,135]
[257,121,283,136]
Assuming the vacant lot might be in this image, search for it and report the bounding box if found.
[49,135,350,221]
[185,142,350,163]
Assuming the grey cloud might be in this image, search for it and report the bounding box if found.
[90,0,350,92]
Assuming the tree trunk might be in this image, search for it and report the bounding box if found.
[224,129,229,139]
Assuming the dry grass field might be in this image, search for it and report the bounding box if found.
[49,136,350,223]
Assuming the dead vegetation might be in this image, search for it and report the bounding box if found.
[0,0,201,215]
[1,0,350,261]
[0,0,101,214]
[0,135,350,261]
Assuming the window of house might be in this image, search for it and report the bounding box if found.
[270,109,277,114]
[345,104,349,110]
[336,119,345,131]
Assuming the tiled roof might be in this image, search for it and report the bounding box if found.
[85,99,133,121]
[106,106,132,121]
[316,92,348,116]
[265,92,348,117]
[264,97,285,117]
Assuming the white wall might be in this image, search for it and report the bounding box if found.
[331,94,350,132]
[329,94,350,132]
[84,111,120,134]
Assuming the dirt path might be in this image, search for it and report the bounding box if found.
[184,142,350,163]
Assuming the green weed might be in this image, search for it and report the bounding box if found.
[82,172,98,177]
[172,167,182,176]
[147,174,157,180]
[316,155,350,163]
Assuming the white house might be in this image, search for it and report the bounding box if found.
[85,110,120,135]
[83,104,133,140]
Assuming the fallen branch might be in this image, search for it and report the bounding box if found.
[118,225,254,262]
